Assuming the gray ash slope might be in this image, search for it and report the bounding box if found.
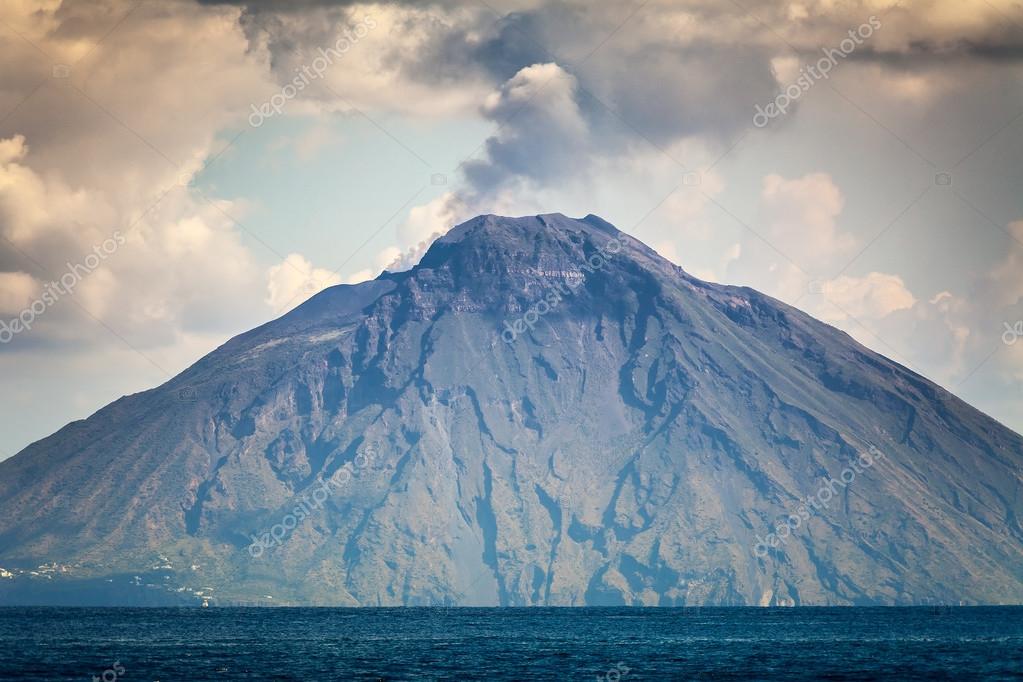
[1,213,1022,606]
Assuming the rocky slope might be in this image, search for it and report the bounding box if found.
[1,213,1022,606]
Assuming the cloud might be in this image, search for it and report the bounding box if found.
[344,246,402,284]
[199,0,1023,147]
[463,63,589,198]
[759,172,854,270]
[706,172,854,302]
[0,1,290,354]
[266,253,344,314]
[333,192,469,284]
[987,221,1023,308]
[398,192,466,246]
[216,2,491,118]
[194,0,1023,239]
[0,135,27,165]
[657,168,725,240]
[814,272,917,323]
[0,135,110,251]
[800,238,1022,393]
[579,41,778,144]
[199,0,782,204]
[0,0,1021,455]
[0,271,38,315]
[384,233,445,273]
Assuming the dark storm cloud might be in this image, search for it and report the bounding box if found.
[575,43,779,144]
[192,0,1023,198]
[195,0,444,8]
[890,37,1023,62]
[397,10,558,84]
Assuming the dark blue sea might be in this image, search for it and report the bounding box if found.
[1,607,1022,680]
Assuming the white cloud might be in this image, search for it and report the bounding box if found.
[344,241,423,285]
[266,254,344,314]
[343,269,374,285]
[771,55,802,84]
[759,172,853,270]
[0,135,110,248]
[398,192,464,246]
[815,272,917,323]
[371,191,472,276]
[659,170,726,241]
[384,237,442,273]
[714,172,853,301]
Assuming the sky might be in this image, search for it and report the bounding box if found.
[0,0,1021,460]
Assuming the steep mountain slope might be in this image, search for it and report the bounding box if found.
[1,213,1021,606]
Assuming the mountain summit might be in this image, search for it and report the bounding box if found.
[1,213,1022,606]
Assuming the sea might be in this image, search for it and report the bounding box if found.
[1,606,1022,680]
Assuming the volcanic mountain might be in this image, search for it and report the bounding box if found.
[1,213,1021,606]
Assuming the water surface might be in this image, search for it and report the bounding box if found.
[2,606,1022,680]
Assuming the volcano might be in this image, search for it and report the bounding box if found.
[1,213,1021,606]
